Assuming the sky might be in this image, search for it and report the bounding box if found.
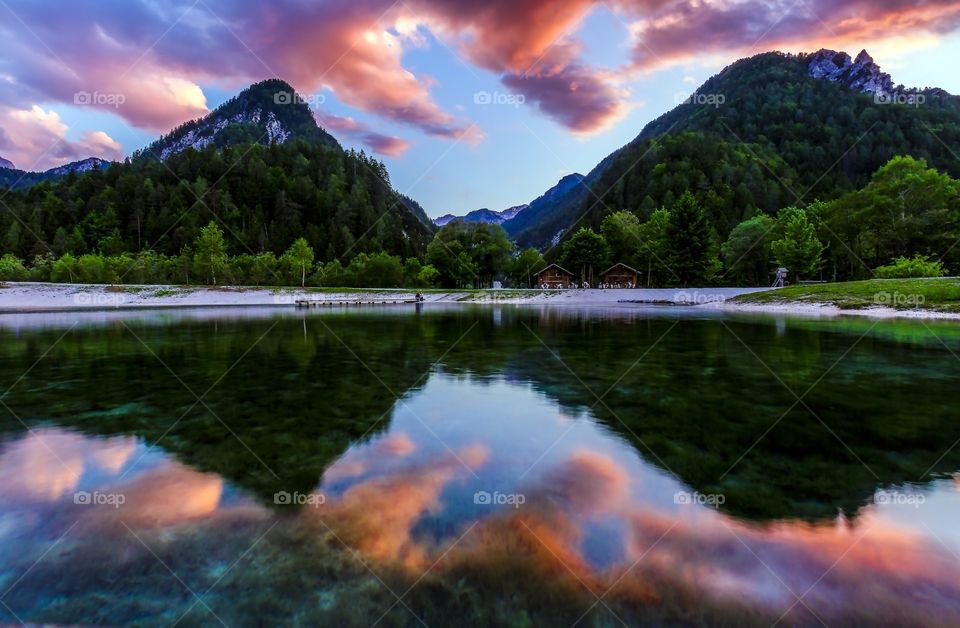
[1,0,959,218]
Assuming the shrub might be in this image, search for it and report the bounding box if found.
[875,255,946,279]
[0,254,28,281]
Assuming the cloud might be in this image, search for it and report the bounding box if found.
[501,46,631,134]
[1,0,960,168]
[619,0,960,71]
[316,112,413,157]
[0,105,124,170]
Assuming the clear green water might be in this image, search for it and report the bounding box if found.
[2,305,960,626]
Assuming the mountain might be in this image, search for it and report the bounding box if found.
[433,204,529,227]
[0,79,435,263]
[0,156,14,170]
[0,157,113,191]
[138,79,339,161]
[514,49,960,251]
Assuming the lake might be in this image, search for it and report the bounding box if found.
[1,305,960,626]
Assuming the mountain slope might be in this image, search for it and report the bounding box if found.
[518,49,960,250]
[501,172,597,250]
[139,79,339,161]
[0,156,14,170]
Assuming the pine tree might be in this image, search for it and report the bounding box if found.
[666,192,719,286]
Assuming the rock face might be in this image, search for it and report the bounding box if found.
[807,49,896,96]
[0,156,14,170]
[142,79,338,161]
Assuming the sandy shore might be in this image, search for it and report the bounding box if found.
[1,282,958,320]
[0,282,767,312]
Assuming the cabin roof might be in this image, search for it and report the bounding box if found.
[536,263,574,276]
[600,263,641,276]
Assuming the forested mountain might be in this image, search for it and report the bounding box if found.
[0,80,434,263]
[0,158,112,191]
[515,49,960,251]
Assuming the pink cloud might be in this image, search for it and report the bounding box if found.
[0,105,123,170]
[1,0,959,168]
[618,0,960,71]
[316,112,413,157]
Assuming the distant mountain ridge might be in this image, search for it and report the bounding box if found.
[434,204,528,226]
[138,78,340,161]
[0,157,113,190]
[0,156,14,170]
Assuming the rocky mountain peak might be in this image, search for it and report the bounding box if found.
[141,78,338,161]
[807,48,895,96]
[0,156,15,170]
[854,49,873,65]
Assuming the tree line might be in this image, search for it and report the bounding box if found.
[553,155,958,286]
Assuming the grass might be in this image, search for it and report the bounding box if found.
[733,277,960,311]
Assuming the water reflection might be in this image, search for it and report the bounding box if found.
[4,305,960,625]
[2,371,960,625]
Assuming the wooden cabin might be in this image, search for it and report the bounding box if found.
[535,264,574,289]
[600,263,640,288]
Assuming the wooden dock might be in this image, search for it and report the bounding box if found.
[295,298,422,308]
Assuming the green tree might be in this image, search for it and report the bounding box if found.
[721,214,776,285]
[193,222,228,285]
[600,211,642,268]
[665,192,719,286]
[426,222,510,288]
[636,208,671,287]
[283,237,314,287]
[560,228,609,285]
[771,207,825,280]
[507,248,546,288]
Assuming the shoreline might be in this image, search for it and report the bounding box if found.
[2,282,959,320]
[713,300,960,320]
